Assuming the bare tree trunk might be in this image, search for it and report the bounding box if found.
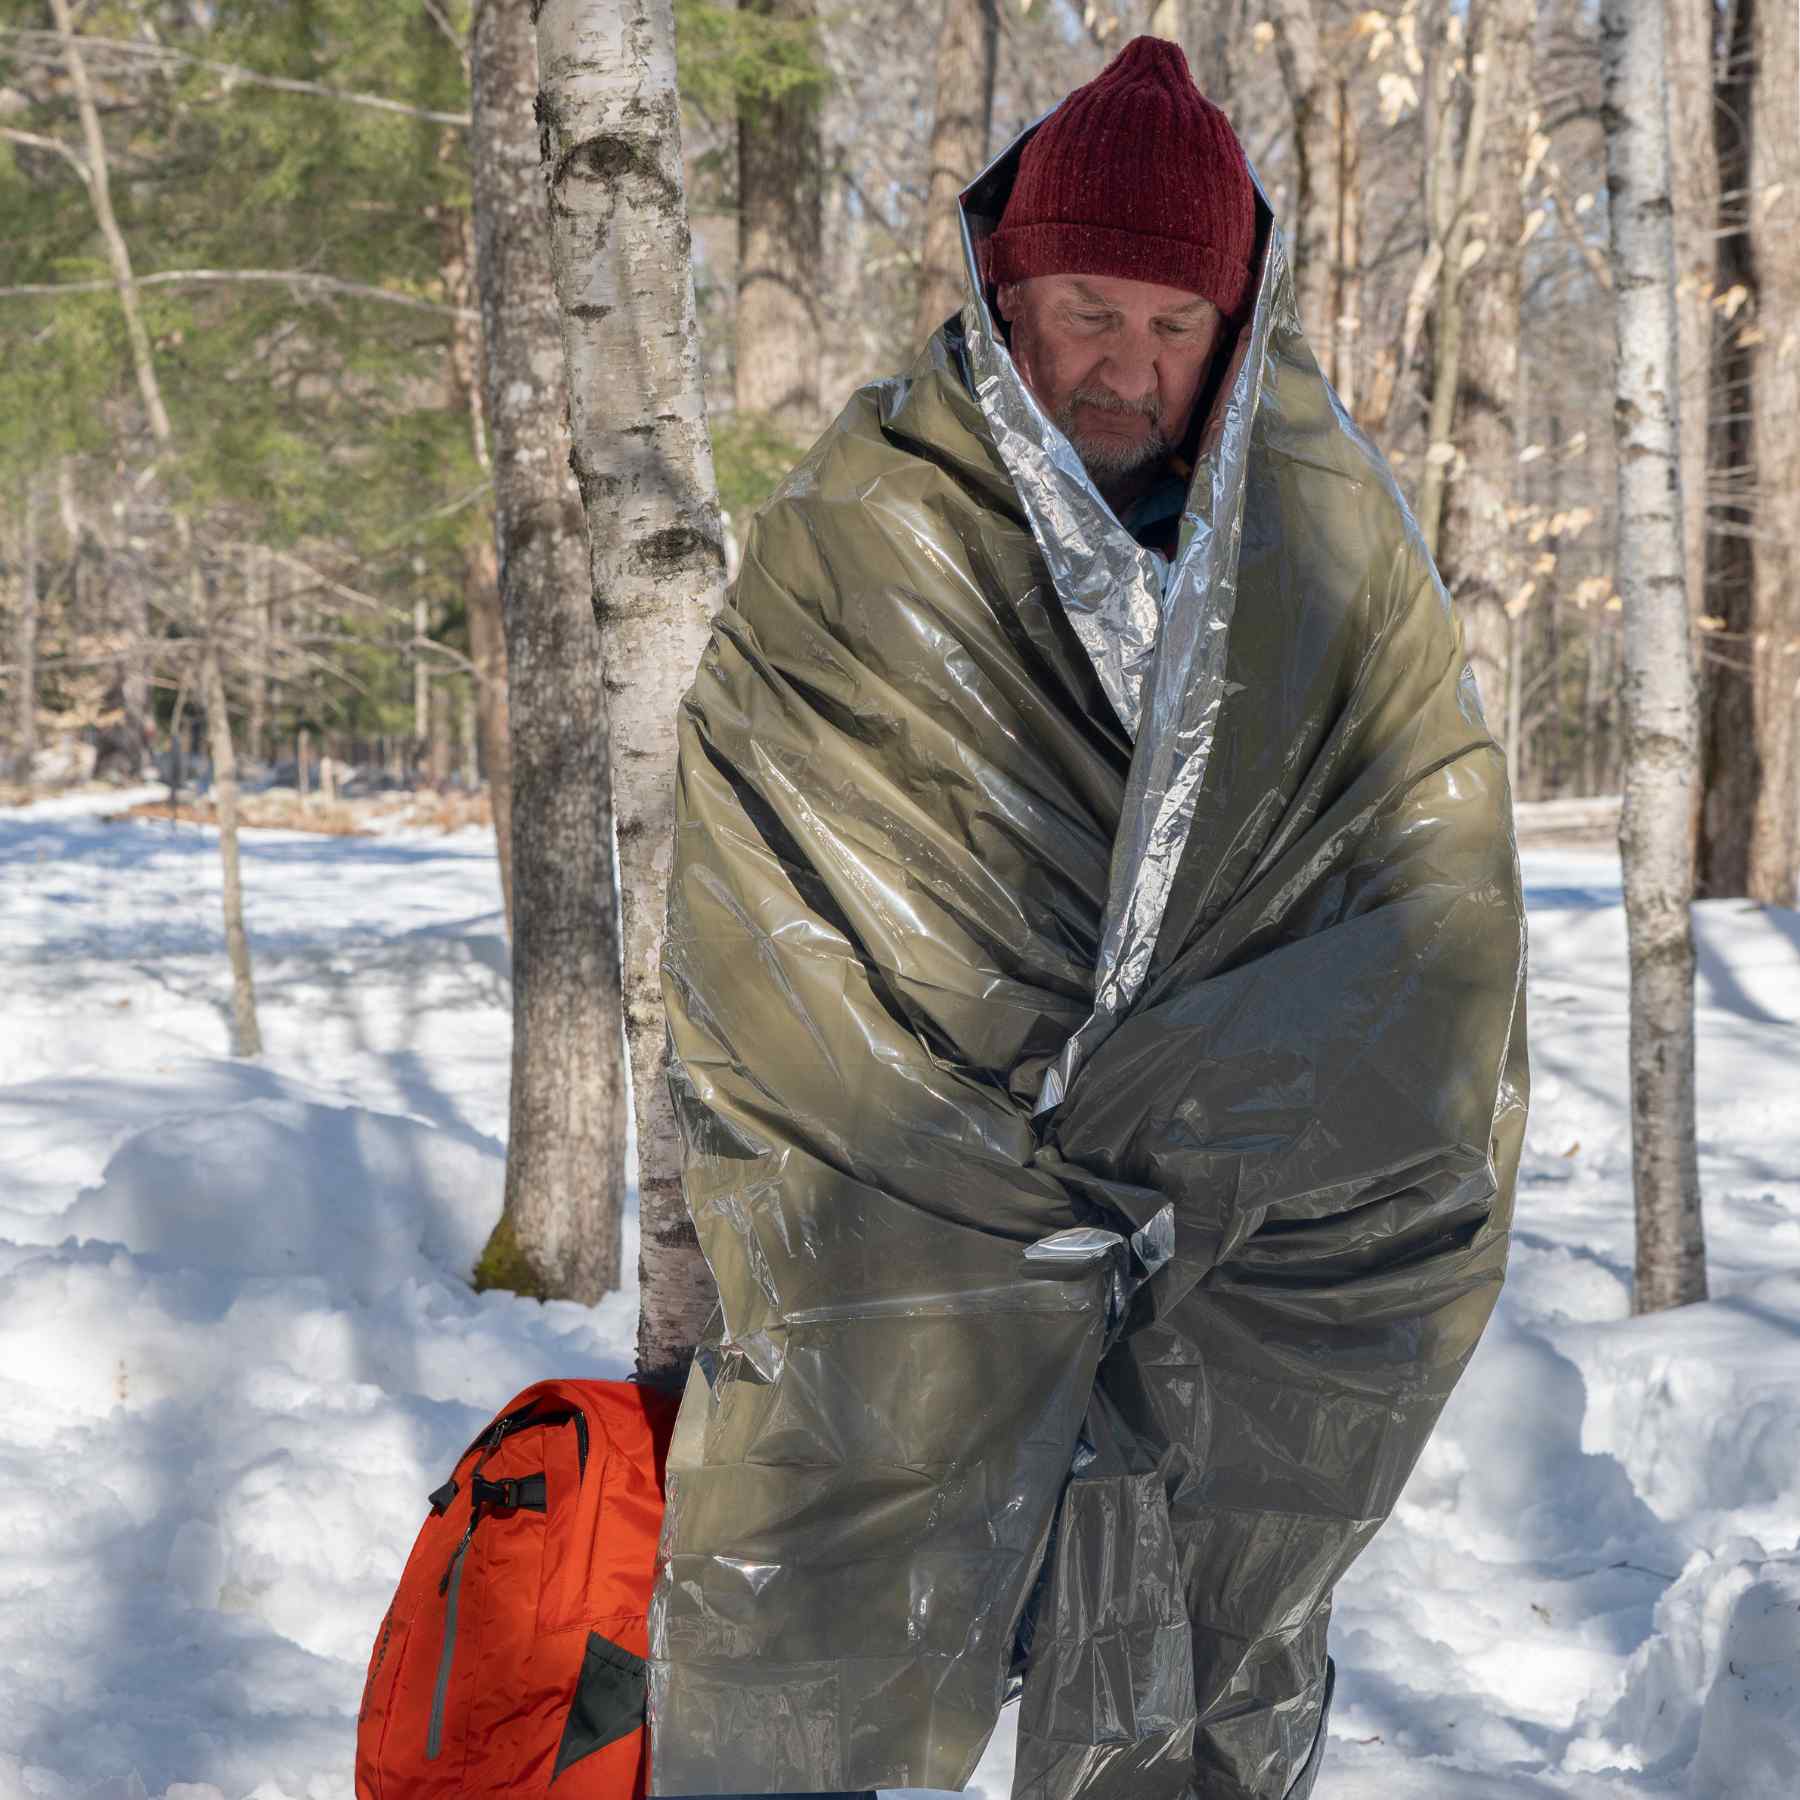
[1334,78,1362,416]
[1154,0,1244,108]
[460,680,478,792]
[537,0,730,1375]
[1603,0,1706,1313]
[49,0,263,1054]
[464,533,515,926]
[1742,0,1800,903]
[413,594,430,755]
[441,199,517,925]
[470,0,631,1304]
[11,481,38,789]
[1667,0,1717,631]
[246,544,268,765]
[1269,0,1353,394]
[1368,238,1442,437]
[1582,608,1604,796]
[116,521,151,773]
[1697,0,1799,905]
[1698,0,1760,899]
[200,587,263,1057]
[913,0,1000,345]
[735,0,822,431]
[1418,6,1498,559]
[429,677,453,791]
[1435,0,1531,730]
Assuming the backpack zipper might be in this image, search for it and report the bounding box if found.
[456,1402,587,1477]
[425,1536,470,1760]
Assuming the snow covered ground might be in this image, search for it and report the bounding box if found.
[1,793,1796,1799]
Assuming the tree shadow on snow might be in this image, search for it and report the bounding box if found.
[9,1085,507,1792]
[1692,922,1797,1028]
[1329,1660,1578,1792]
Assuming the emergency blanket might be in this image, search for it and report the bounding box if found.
[648,129,1529,1800]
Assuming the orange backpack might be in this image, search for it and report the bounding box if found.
[355,1378,682,1799]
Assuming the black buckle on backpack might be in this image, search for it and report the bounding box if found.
[471,1472,546,1512]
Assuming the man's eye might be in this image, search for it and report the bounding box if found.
[1158,321,1193,337]
[1073,312,1112,326]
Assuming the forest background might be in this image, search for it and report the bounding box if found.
[1,0,1796,1337]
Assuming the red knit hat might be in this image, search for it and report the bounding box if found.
[988,36,1257,321]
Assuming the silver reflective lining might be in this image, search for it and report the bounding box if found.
[958,267,1166,743]
[955,145,1289,1116]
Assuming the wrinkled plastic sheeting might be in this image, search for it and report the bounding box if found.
[649,110,1527,1800]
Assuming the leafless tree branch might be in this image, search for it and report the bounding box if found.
[0,268,475,319]
[0,27,472,126]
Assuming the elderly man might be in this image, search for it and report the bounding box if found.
[652,36,1528,1800]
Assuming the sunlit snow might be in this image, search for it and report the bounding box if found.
[1,797,1795,1799]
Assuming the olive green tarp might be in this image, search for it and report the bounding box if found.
[647,132,1528,1800]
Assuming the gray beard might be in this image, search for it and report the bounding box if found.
[1052,388,1171,480]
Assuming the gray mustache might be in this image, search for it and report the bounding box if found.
[1065,385,1161,424]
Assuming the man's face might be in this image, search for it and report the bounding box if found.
[995,273,1224,482]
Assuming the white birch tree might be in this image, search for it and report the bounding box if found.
[1602,0,1705,1312]
[535,0,729,1376]
[470,0,630,1304]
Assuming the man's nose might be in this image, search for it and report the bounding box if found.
[1099,337,1160,408]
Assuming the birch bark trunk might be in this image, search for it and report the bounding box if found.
[1602,0,1706,1313]
[912,0,999,346]
[1435,0,1532,731]
[470,0,628,1304]
[734,0,822,431]
[536,0,729,1375]
[49,0,262,1056]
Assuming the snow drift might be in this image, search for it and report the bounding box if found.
[1,801,1797,1800]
